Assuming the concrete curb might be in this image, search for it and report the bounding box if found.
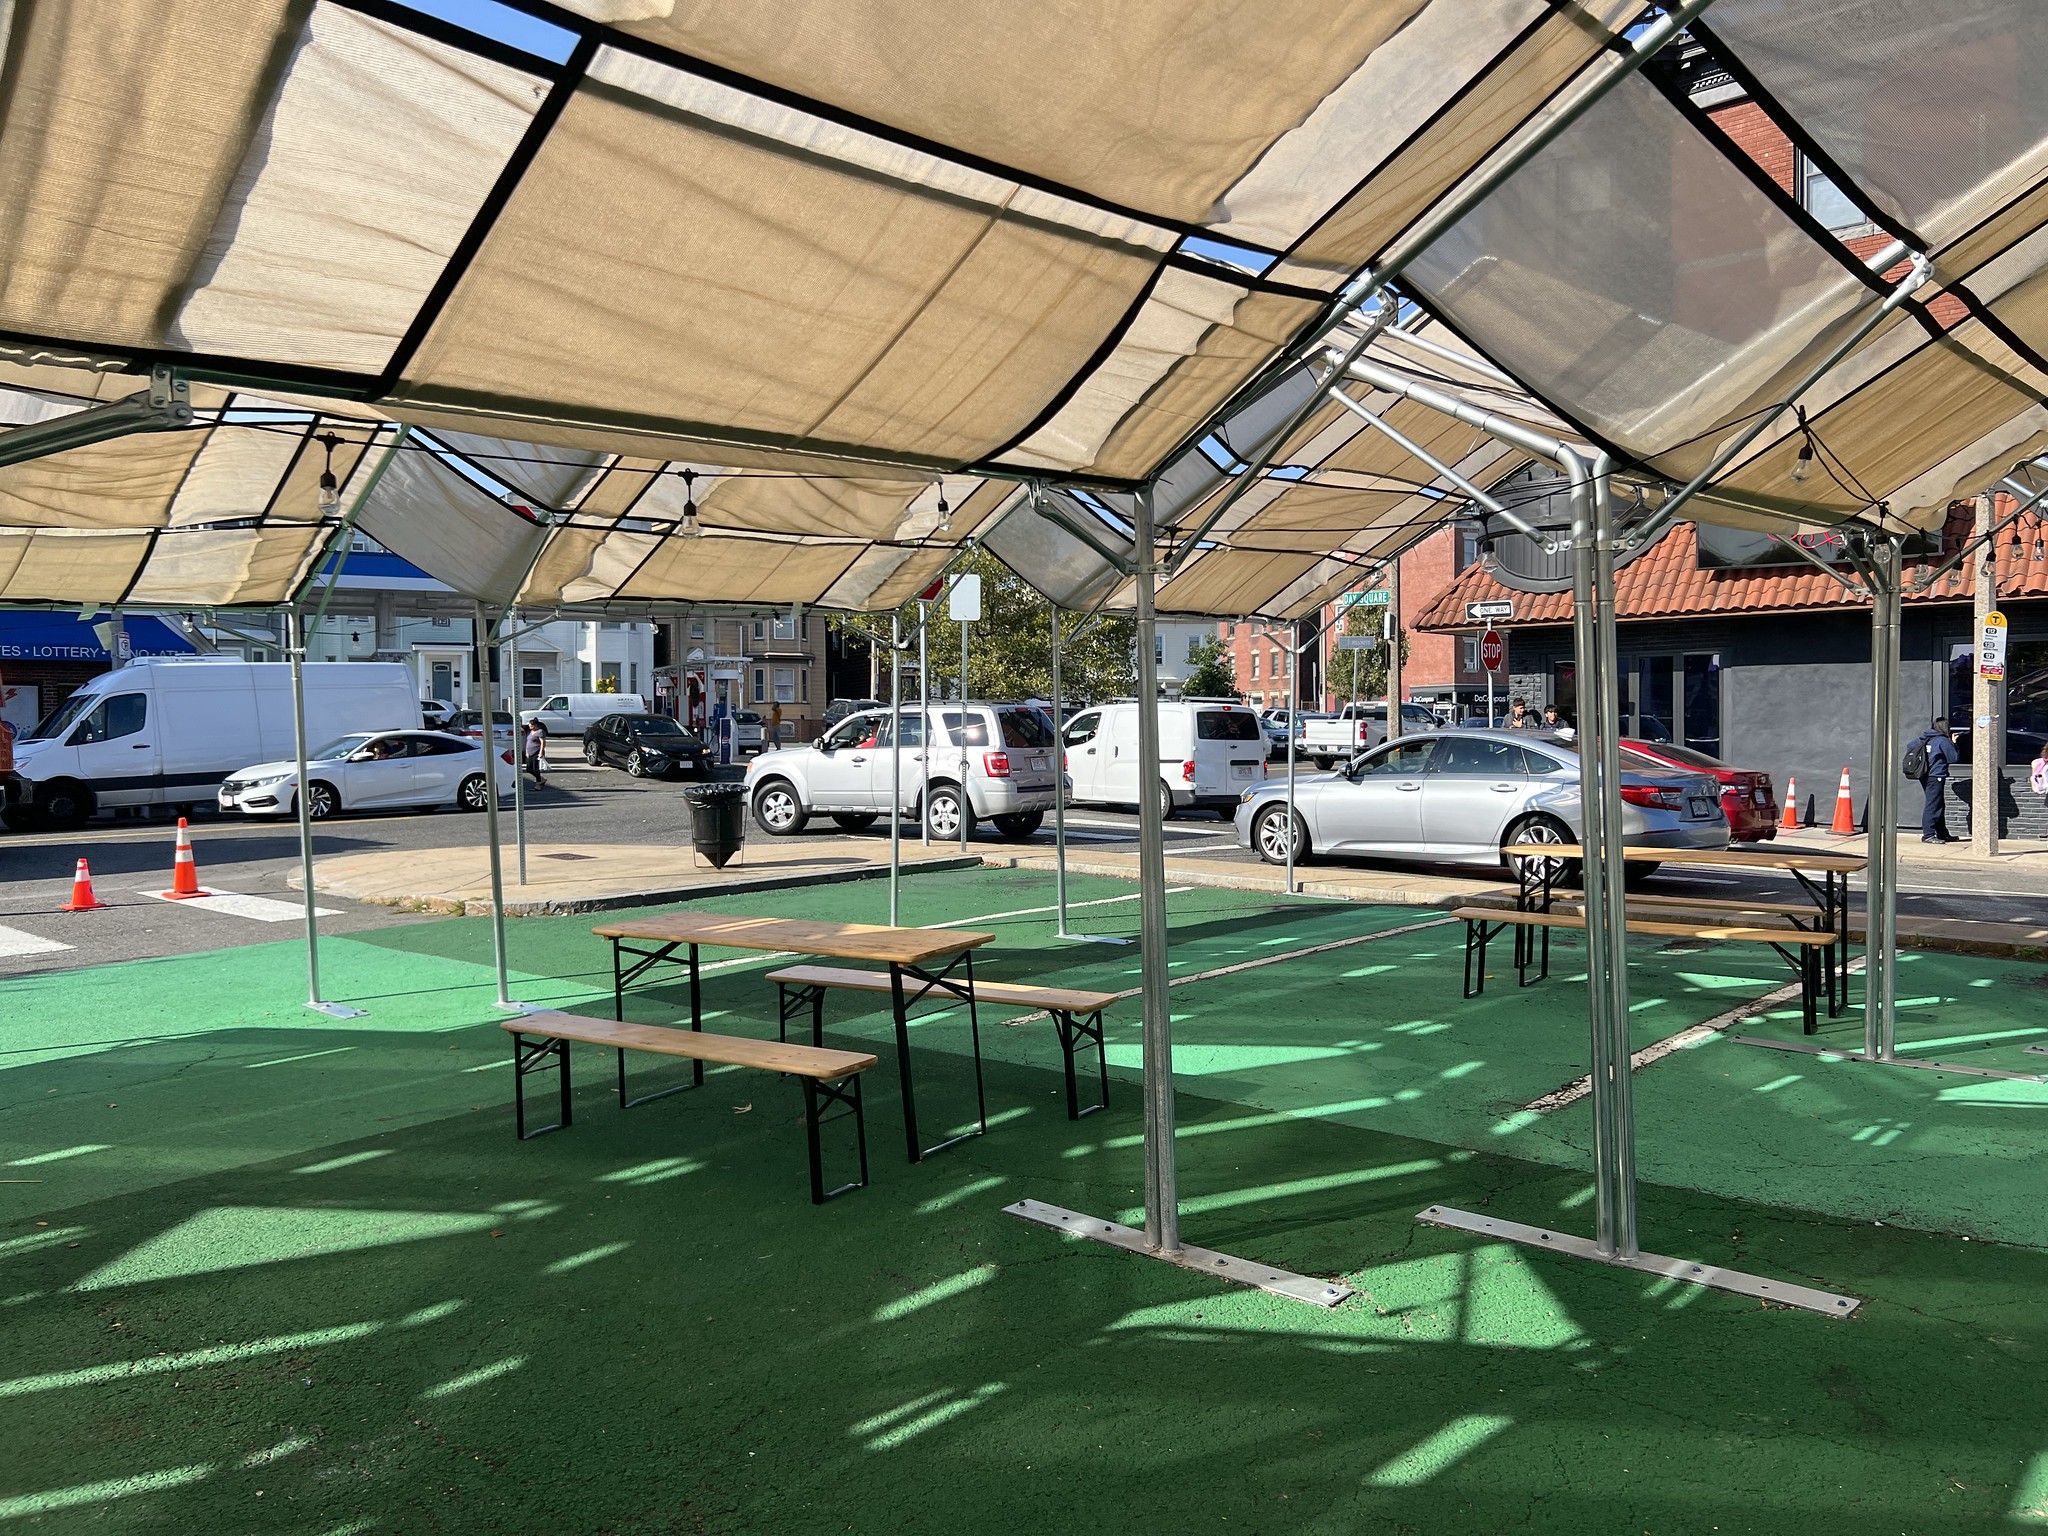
[454,854,986,917]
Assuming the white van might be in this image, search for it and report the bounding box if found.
[4,658,418,829]
[521,692,648,737]
[1061,699,1267,818]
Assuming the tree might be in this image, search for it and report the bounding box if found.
[1180,635,1238,698]
[1325,601,1408,704]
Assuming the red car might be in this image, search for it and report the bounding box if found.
[1622,740,1777,841]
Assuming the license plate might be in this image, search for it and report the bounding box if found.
[1028,755,1048,773]
[1233,764,1256,778]
[1689,797,1715,818]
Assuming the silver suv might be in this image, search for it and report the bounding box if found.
[744,702,1059,840]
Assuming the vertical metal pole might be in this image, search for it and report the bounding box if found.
[289,609,325,1007]
[474,604,514,1009]
[1386,558,1403,741]
[1486,624,1497,726]
[1285,622,1301,893]
[919,602,931,848]
[959,603,970,853]
[889,609,903,926]
[1866,537,1903,1060]
[1133,486,1179,1255]
[510,608,527,887]
[1588,462,1637,1258]
[1971,491,2000,858]
[1566,454,1634,1259]
[1051,604,1071,933]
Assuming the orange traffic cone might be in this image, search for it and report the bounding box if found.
[1780,775,1801,830]
[160,817,210,899]
[62,857,104,911]
[1829,766,1857,836]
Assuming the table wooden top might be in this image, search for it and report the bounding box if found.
[1502,843,1868,874]
[591,912,996,964]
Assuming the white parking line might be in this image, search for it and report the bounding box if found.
[138,890,337,922]
[0,925,73,958]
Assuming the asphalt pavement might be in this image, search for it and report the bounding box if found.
[1,755,2041,976]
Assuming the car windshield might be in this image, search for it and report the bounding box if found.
[1195,709,1261,741]
[304,734,375,759]
[732,710,762,724]
[21,692,98,742]
[627,717,690,739]
[998,708,1054,749]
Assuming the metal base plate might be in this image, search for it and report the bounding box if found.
[305,1001,367,1019]
[493,1000,541,1016]
[1055,931,1131,946]
[1728,1034,2045,1083]
[1416,1205,1861,1318]
[1004,1198,1352,1308]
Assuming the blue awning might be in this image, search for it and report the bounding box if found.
[0,614,197,664]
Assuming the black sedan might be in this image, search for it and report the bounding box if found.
[582,713,710,778]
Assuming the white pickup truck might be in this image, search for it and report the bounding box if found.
[1299,702,1441,768]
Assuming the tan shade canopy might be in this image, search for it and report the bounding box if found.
[0,0,1645,488]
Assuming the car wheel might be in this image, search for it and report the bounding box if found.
[752,780,808,836]
[456,774,490,812]
[1504,814,1579,886]
[584,738,603,766]
[1157,781,1176,822]
[924,784,975,841]
[36,779,93,829]
[991,811,1043,839]
[1253,804,1308,866]
[627,749,650,777]
[831,813,879,831]
[305,780,340,820]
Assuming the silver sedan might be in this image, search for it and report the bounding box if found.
[1233,729,1728,879]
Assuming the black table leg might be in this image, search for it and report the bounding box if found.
[890,962,921,1163]
[687,942,703,1087]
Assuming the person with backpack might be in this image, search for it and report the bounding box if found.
[2032,742,2048,809]
[1903,716,1958,842]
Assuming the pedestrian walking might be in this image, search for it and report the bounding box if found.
[1903,716,1959,842]
[523,720,548,787]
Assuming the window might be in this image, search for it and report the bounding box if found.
[752,668,765,703]
[1462,636,1481,672]
[872,712,923,748]
[68,692,147,744]
[997,708,1055,749]
[772,614,796,641]
[800,670,809,703]
[1155,638,1164,665]
[1357,739,1437,776]
[629,663,640,693]
[1063,710,1101,747]
[940,710,992,746]
[1435,737,1523,776]
[752,620,764,641]
[1250,652,1260,680]
[1196,710,1261,741]
[1186,634,1204,663]
[599,662,622,692]
[772,667,796,703]
[822,714,875,750]
[690,619,705,639]
[520,667,543,702]
[578,662,592,692]
[1272,647,1285,678]
[1799,154,1863,232]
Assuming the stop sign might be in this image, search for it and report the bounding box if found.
[1480,629,1504,673]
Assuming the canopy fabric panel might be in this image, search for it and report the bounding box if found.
[0,0,1647,488]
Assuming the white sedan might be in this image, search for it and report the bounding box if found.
[218,730,516,820]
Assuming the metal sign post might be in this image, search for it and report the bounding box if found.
[949,573,981,852]
[1482,624,1504,726]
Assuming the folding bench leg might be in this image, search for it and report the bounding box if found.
[616,1045,695,1110]
[778,982,827,1048]
[511,1032,571,1140]
[1050,1010,1109,1121]
[802,1074,870,1204]
[1802,947,1820,1036]
[1463,919,1486,1000]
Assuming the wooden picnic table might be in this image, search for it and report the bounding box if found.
[591,913,997,1163]
[1501,842,1867,1015]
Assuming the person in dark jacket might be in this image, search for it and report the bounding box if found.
[1916,716,1959,842]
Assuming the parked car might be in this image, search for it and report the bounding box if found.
[821,697,882,728]
[583,713,709,778]
[521,692,648,737]
[728,709,767,753]
[450,709,515,742]
[1299,702,1441,767]
[5,657,417,830]
[1060,699,1267,818]
[420,698,457,730]
[745,702,1058,840]
[218,730,515,820]
[1233,728,1727,881]
[1622,738,1777,841]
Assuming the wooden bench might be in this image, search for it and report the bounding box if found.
[1450,906,1838,1034]
[767,964,1116,1122]
[501,1012,878,1204]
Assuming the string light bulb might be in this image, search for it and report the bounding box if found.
[1787,408,1814,486]
[679,468,700,538]
[316,433,342,518]
[935,492,952,534]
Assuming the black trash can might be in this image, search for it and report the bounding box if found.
[684,782,748,869]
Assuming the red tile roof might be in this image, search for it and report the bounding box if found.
[1411,500,2048,632]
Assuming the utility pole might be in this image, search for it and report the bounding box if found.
[1972,490,2002,857]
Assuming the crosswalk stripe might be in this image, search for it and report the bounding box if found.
[0,925,73,958]
[137,890,336,922]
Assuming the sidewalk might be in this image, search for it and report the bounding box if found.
[1776,822,2048,875]
[296,837,978,915]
